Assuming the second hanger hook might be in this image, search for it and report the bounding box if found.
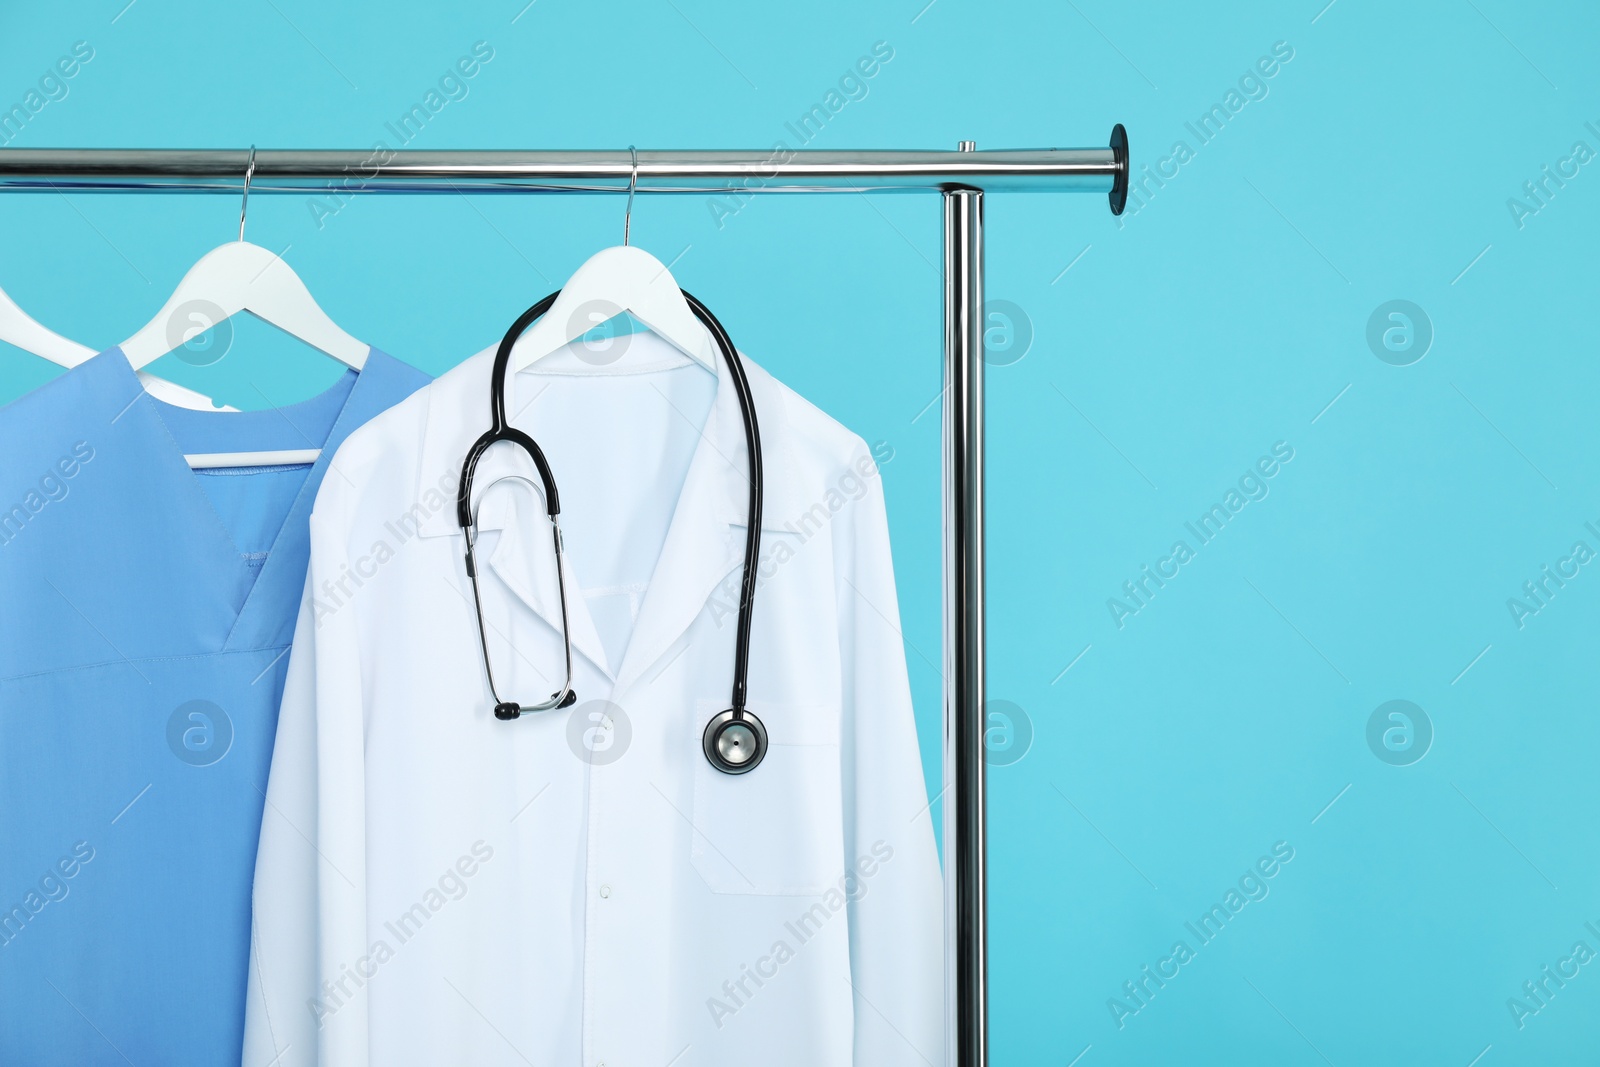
[623,145,638,246]
[238,145,257,243]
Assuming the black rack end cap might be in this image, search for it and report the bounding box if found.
[1109,124,1129,216]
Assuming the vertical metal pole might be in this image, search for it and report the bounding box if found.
[943,150,986,1067]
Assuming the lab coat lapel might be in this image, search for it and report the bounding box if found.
[612,358,747,697]
[411,351,612,678]
[476,471,613,680]
[410,343,789,692]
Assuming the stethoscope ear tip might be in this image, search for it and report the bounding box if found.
[493,691,576,721]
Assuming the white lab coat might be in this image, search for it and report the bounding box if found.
[242,331,944,1066]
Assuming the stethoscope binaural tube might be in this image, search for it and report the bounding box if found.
[462,474,577,719]
[457,289,768,774]
[458,293,577,720]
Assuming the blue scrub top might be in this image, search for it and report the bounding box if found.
[0,348,429,1065]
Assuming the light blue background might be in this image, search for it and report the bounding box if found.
[3,1,1598,1063]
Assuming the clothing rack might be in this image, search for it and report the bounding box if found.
[0,133,1130,1067]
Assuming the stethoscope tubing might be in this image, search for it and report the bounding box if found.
[457,288,764,761]
[682,290,763,714]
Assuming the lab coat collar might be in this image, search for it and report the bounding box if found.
[479,481,613,680]
[444,376,615,678]
[412,328,802,693]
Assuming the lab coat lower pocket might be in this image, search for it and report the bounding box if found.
[691,698,844,895]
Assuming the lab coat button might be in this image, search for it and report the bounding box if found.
[599,884,611,898]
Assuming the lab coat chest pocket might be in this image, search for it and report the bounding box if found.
[691,698,843,895]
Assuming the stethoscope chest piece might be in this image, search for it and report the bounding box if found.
[702,708,767,775]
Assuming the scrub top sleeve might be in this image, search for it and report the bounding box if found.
[835,451,945,1067]
[243,478,373,1067]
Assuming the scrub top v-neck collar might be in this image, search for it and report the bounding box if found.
[93,346,400,651]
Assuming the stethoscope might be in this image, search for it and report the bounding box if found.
[456,290,769,775]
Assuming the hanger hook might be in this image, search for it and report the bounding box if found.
[238,145,257,243]
[623,145,638,246]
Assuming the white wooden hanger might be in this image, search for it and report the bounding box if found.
[0,285,93,365]
[513,148,715,373]
[118,149,368,468]
[119,242,369,374]
[0,283,232,411]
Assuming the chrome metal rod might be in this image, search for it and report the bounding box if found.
[0,130,1130,1066]
[0,145,1123,195]
[943,180,987,1067]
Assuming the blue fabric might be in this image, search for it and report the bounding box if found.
[0,348,429,1066]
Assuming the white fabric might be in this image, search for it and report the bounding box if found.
[242,330,944,1067]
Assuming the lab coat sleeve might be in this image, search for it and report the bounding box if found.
[836,452,945,1066]
[243,478,372,1067]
